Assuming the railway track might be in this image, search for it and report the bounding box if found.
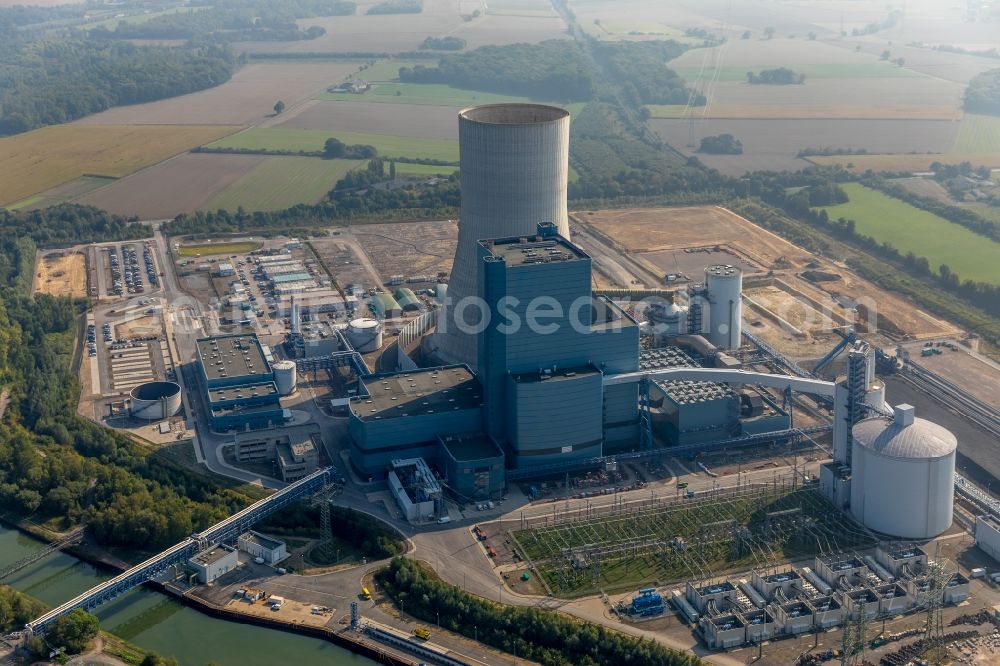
[898,363,1000,439]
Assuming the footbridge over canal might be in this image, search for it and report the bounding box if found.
[24,468,333,635]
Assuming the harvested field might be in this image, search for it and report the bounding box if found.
[314,82,532,107]
[203,156,362,212]
[208,128,459,162]
[891,177,955,205]
[817,183,1000,284]
[347,219,458,279]
[0,124,240,207]
[808,152,1000,173]
[241,0,463,54]
[178,241,263,257]
[651,117,959,175]
[955,114,1000,154]
[671,63,923,82]
[76,153,266,219]
[646,103,963,120]
[449,12,569,48]
[576,206,813,269]
[73,62,359,126]
[33,252,87,298]
[272,100,461,140]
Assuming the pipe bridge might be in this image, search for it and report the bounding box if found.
[25,468,331,636]
[604,367,837,397]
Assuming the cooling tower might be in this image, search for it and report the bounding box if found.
[437,104,571,369]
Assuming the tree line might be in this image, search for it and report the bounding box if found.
[375,558,702,666]
[87,0,356,42]
[746,67,806,84]
[964,68,1000,115]
[0,40,237,135]
[367,0,422,14]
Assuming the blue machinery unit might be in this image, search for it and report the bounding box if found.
[26,468,332,635]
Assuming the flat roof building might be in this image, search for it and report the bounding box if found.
[197,334,273,389]
[189,544,238,584]
[439,432,505,501]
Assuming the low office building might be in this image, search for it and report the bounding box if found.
[235,427,321,481]
[190,545,238,584]
[238,531,287,564]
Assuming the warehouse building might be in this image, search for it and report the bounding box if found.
[238,531,287,564]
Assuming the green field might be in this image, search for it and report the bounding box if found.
[178,241,263,257]
[346,60,425,83]
[672,63,922,82]
[394,163,459,176]
[969,204,1000,226]
[204,157,362,212]
[84,6,209,30]
[5,195,44,211]
[315,82,535,107]
[207,128,459,162]
[817,183,1000,284]
[955,114,1000,153]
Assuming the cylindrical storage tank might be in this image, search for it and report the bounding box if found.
[347,318,383,353]
[272,360,297,396]
[434,283,448,304]
[646,302,689,343]
[863,378,888,413]
[850,405,956,539]
[705,264,742,350]
[129,381,182,420]
[439,104,571,369]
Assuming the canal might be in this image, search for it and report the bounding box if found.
[0,526,374,665]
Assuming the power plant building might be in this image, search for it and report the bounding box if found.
[195,334,287,431]
[437,104,571,370]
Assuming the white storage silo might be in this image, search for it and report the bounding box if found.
[646,302,689,344]
[705,264,743,350]
[438,104,571,369]
[850,404,956,539]
[272,360,297,396]
[347,318,383,353]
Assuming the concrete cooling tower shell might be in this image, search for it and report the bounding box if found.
[850,411,956,539]
[130,381,182,420]
[437,104,571,370]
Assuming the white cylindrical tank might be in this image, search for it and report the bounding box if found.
[646,302,689,342]
[347,318,383,353]
[130,381,182,420]
[863,378,888,413]
[438,104,571,369]
[850,404,956,539]
[705,264,743,350]
[272,360,297,396]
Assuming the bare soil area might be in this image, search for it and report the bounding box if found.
[348,219,458,281]
[910,347,1000,411]
[72,62,359,126]
[34,251,87,298]
[77,153,266,218]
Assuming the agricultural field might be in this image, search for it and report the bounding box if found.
[968,205,1000,227]
[272,101,463,140]
[646,104,962,121]
[448,12,569,49]
[178,241,263,257]
[315,82,533,107]
[512,486,874,597]
[72,62,359,126]
[483,0,559,18]
[33,251,87,298]
[816,183,1000,284]
[5,176,116,211]
[0,125,239,207]
[207,128,460,162]
[808,153,1000,173]
[76,153,267,218]
[954,114,1000,154]
[202,157,362,212]
[394,163,459,176]
[651,118,960,175]
[669,63,923,82]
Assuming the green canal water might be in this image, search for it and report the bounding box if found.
[0,526,374,666]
